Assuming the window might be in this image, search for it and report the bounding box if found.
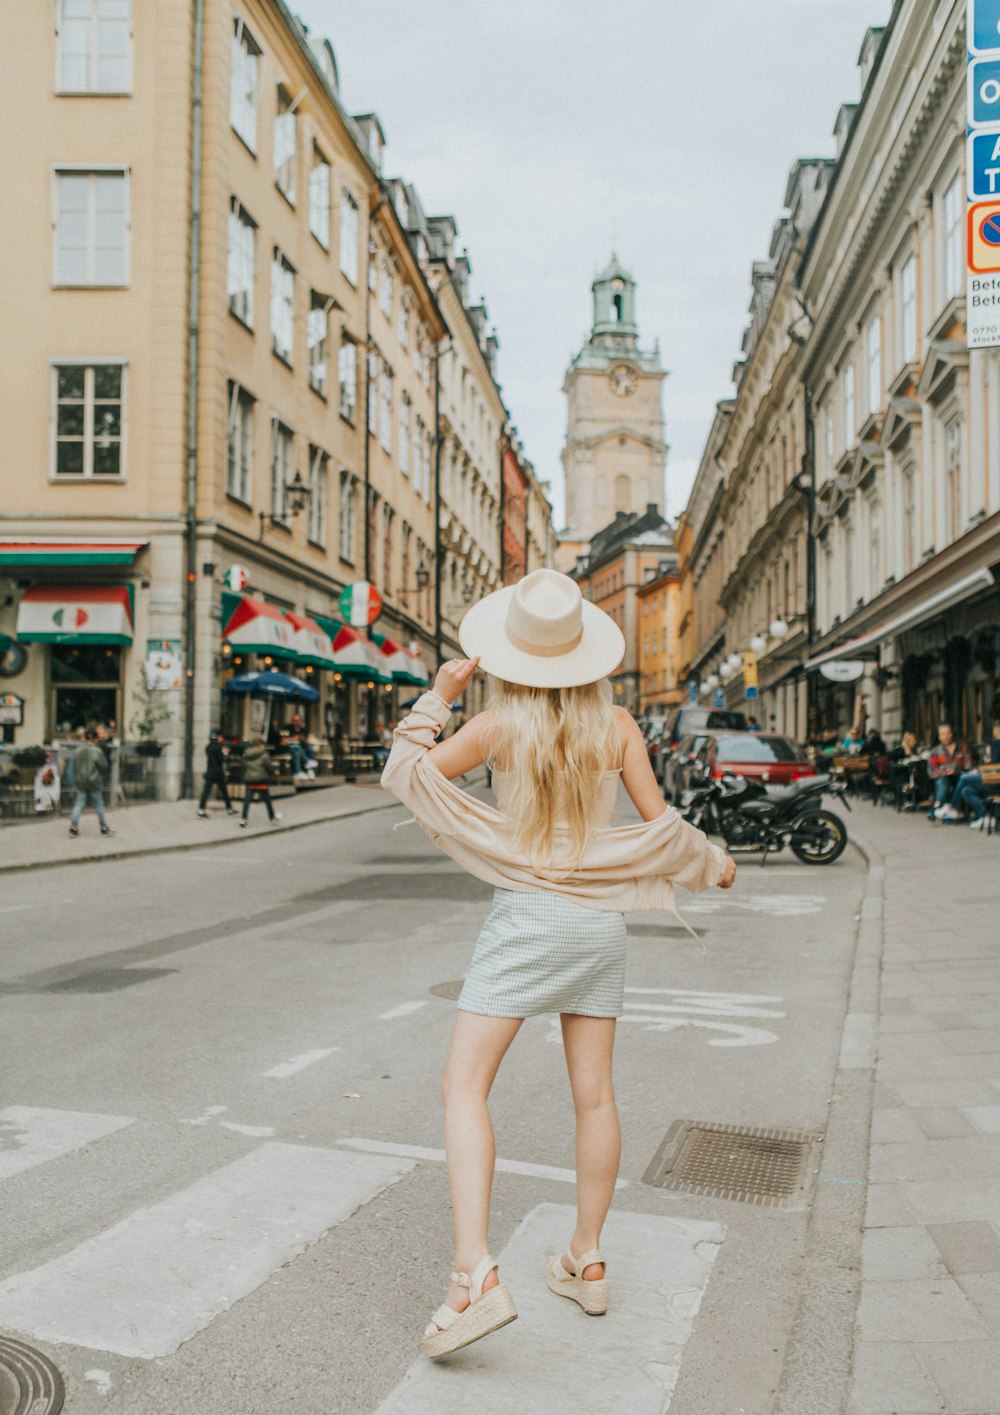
[338,336,357,422]
[865,314,880,416]
[422,345,431,392]
[227,198,255,326]
[399,392,410,475]
[226,381,254,502]
[901,253,917,364]
[57,0,131,93]
[307,445,328,546]
[368,253,378,294]
[413,334,422,375]
[308,293,329,397]
[308,147,330,247]
[379,261,393,319]
[382,504,394,595]
[398,298,409,349]
[367,352,378,434]
[401,523,412,604]
[824,405,834,474]
[339,189,358,283]
[339,470,357,563]
[52,362,125,478]
[273,86,297,203]
[842,360,854,449]
[230,17,260,151]
[54,168,128,286]
[269,419,293,521]
[270,249,295,362]
[945,416,963,540]
[379,365,393,453]
[943,174,963,302]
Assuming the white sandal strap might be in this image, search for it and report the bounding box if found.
[468,1253,498,1302]
[426,1303,462,1336]
[449,1269,470,1288]
[574,1248,605,1271]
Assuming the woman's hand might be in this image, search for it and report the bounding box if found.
[717,854,737,889]
[432,656,480,705]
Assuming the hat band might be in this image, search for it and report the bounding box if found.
[505,624,584,658]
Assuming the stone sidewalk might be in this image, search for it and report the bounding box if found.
[0,778,397,873]
[849,804,1000,1415]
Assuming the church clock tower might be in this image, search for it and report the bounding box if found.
[559,256,667,554]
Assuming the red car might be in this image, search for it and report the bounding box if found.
[697,732,817,787]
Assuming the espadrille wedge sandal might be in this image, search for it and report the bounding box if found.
[545,1246,608,1315]
[422,1253,517,1359]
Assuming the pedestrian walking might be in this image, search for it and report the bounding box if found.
[67,727,114,837]
[238,735,281,827]
[380,568,736,1360]
[197,729,237,817]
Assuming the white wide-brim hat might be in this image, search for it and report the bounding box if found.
[458,568,625,689]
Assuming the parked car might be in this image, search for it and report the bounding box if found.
[661,730,712,799]
[694,732,818,788]
[663,706,749,755]
[645,722,669,776]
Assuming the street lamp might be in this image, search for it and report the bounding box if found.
[705,673,719,690]
[749,633,767,656]
[258,470,311,539]
[769,618,789,641]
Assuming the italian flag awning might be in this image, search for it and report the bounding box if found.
[0,539,147,567]
[284,611,337,668]
[16,585,134,644]
[371,632,430,685]
[221,593,296,657]
[323,622,391,682]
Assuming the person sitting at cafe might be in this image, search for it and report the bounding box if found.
[888,730,927,809]
[862,726,886,757]
[286,728,317,780]
[929,722,972,820]
[841,727,864,755]
[939,722,1000,829]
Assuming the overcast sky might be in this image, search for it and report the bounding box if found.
[295,0,892,525]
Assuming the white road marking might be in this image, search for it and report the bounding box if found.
[337,1136,629,1189]
[262,1047,340,1079]
[83,1370,113,1394]
[178,1105,227,1126]
[546,987,787,1049]
[220,1122,275,1137]
[627,986,784,1004]
[0,1107,135,1182]
[619,1016,780,1047]
[374,1202,724,1414]
[379,1000,429,1020]
[0,1142,414,1358]
[685,892,827,916]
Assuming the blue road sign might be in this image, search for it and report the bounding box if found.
[971,0,1000,54]
[745,685,758,701]
[970,58,1000,126]
[687,679,698,704]
[969,129,1000,199]
[713,688,725,708]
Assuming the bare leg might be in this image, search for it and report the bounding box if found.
[438,1009,523,1313]
[560,1013,619,1280]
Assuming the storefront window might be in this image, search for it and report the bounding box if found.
[51,644,122,734]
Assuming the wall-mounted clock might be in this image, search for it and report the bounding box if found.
[0,641,27,677]
[609,364,638,397]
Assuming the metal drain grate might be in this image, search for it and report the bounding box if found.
[0,1335,65,1415]
[429,980,464,1000]
[642,1120,822,1208]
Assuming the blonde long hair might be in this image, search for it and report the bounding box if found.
[483,676,617,865]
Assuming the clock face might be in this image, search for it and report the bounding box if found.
[609,364,638,397]
[0,642,27,677]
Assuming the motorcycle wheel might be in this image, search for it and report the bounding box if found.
[790,809,848,865]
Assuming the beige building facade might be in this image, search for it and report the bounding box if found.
[0,0,546,793]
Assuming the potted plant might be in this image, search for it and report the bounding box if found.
[129,664,172,758]
[12,744,47,768]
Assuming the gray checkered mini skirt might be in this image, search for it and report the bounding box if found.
[457,887,627,1019]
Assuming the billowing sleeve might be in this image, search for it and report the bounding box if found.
[380,690,452,813]
[643,807,728,893]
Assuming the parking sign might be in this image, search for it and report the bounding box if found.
[971,0,1000,54]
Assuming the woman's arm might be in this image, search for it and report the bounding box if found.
[426,711,493,780]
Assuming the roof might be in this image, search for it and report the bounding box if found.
[592,252,634,287]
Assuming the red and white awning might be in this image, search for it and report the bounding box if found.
[221,595,296,656]
[284,612,337,668]
[16,585,134,644]
[330,625,391,681]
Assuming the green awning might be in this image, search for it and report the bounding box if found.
[0,539,147,566]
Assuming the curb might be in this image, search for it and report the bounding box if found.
[772,831,885,1415]
[0,793,401,876]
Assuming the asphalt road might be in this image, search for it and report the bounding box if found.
[0,785,866,1414]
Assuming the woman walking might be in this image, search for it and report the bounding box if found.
[381,569,735,1359]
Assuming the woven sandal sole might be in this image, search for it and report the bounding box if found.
[545,1270,608,1315]
[422,1283,518,1358]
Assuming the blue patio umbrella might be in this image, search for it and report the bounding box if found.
[223,670,319,736]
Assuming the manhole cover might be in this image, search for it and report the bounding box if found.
[0,1336,64,1415]
[429,980,464,1000]
[642,1120,822,1208]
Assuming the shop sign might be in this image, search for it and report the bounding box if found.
[145,639,183,691]
[224,564,251,592]
[967,1,1000,349]
[340,580,383,627]
[742,651,758,700]
[0,692,24,725]
[819,659,865,683]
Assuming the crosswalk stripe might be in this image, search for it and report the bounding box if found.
[262,1047,340,1078]
[373,1201,725,1413]
[0,1142,414,1358]
[0,1107,135,1182]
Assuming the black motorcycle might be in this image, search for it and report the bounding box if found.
[682,771,850,865]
